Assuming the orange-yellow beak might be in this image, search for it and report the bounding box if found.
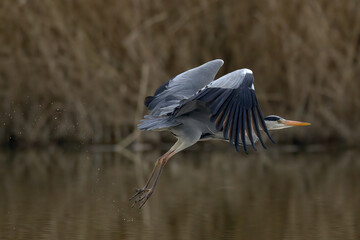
[281,120,311,127]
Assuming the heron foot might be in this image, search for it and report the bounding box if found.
[129,188,154,208]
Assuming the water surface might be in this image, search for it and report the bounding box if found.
[0,149,359,240]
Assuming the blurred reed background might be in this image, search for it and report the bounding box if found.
[0,0,359,147]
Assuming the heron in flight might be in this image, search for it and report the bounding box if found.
[130,59,310,208]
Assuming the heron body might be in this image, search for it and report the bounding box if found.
[130,59,310,208]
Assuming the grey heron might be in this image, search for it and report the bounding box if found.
[130,59,310,208]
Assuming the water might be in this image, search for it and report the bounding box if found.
[0,148,359,240]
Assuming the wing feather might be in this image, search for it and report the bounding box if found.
[230,101,240,147]
[214,95,232,128]
[210,90,233,115]
[246,108,257,150]
[240,108,247,153]
[173,69,273,152]
[145,59,224,116]
[251,101,266,149]
[255,99,274,143]
[223,100,236,140]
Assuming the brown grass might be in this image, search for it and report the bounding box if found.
[0,0,359,146]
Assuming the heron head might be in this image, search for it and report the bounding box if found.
[264,115,310,130]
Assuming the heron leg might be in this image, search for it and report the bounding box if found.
[136,150,177,208]
[129,140,181,208]
[129,152,169,201]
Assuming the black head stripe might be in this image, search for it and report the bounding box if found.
[264,116,280,121]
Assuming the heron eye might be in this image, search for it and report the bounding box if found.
[277,120,282,123]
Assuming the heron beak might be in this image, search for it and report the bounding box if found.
[281,120,311,127]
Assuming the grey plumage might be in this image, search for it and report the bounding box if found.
[137,116,180,131]
[140,59,223,119]
[139,61,273,153]
[131,59,310,208]
[148,59,223,114]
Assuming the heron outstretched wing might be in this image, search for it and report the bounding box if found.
[145,59,224,116]
[174,69,274,153]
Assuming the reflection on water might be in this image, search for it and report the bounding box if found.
[0,149,359,240]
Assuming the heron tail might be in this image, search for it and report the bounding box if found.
[138,116,181,131]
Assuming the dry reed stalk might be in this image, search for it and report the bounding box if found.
[0,0,359,146]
